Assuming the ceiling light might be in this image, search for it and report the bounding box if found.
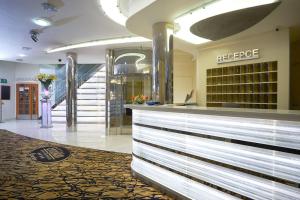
[99,0,127,26]
[32,17,52,27]
[174,0,279,44]
[115,53,147,70]
[19,54,27,57]
[115,53,146,63]
[47,36,151,53]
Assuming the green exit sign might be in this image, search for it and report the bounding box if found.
[0,79,7,83]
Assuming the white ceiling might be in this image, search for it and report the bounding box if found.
[0,0,151,64]
[1,0,299,65]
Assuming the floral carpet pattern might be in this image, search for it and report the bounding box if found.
[0,129,172,199]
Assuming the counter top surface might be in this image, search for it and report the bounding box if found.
[125,104,300,122]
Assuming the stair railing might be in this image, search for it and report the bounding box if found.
[52,64,105,109]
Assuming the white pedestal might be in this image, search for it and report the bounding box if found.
[41,98,53,128]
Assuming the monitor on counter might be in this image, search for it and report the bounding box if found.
[1,85,10,100]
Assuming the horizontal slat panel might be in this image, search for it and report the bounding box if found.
[132,157,239,200]
[133,141,300,200]
[133,110,300,150]
[133,125,300,183]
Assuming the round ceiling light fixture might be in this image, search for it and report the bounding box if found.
[32,17,52,27]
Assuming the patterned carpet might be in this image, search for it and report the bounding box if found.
[0,129,172,199]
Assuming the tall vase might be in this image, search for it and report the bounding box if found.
[41,84,52,128]
[41,98,52,128]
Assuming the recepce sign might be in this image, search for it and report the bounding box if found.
[217,49,259,64]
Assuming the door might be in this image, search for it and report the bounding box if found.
[16,84,38,119]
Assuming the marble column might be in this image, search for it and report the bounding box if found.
[152,22,174,104]
[66,52,77,127]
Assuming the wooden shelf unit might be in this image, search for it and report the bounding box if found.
[206,61,278,109]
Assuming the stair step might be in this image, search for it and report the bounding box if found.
[77,88,106,93]
[52,121,105,124]
[52,116,105,123]
[52,111,105,117]
[86,77,106,82]
[80,83,105,89]
[94,72,106,76]
[58,100,105,105]
[77,94,105,99]
[54,105,105,111]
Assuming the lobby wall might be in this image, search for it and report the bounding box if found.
[0,61,16,120]
[196,29,290,109]
[290,39,300,110]
[0,61,56,120]
[173,50,196,103]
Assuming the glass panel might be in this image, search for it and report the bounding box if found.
[109,75,151,134]
[31,85,36,115]
[18,85,30,115]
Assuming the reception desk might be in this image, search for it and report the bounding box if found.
[126,105,300,200]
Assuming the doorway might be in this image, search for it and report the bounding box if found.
[16,83,38,120]
[109,74,151,135]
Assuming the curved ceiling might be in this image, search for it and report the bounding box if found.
[190,2,281,41]
[0,0,150,64]
[126,0,300,48]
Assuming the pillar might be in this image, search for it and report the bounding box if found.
[105,49,114,129]
[152,22,174,104]
[66,52,77,127]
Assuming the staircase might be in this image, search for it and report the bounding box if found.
[52,67,106,124]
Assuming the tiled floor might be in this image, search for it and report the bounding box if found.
[0,120,132,153]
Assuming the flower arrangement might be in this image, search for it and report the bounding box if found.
[131,94,148,104]
[36,73,57,90]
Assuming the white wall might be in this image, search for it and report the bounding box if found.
[15,63,42,115]
[0,61,16,120]
[196,29,290,109]
[174,50,196,103]
[0,61,56,121]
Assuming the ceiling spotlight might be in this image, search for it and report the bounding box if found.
[19,54,27,57]
[30,30,39,42]
[41,2,58,12]
[32,17,52,27]
[22,47,32,51]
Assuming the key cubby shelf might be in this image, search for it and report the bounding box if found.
[206,61,277,109]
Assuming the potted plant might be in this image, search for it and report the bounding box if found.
[36,73,57,98]
[131,94,148,104]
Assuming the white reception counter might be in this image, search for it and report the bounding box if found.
[126,105,300,200]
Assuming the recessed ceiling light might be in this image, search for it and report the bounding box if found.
[19,54,27,57]
[32,17,52,27]
[174,0,279,44]
[99,0,127,26]
[47,36,151,53]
